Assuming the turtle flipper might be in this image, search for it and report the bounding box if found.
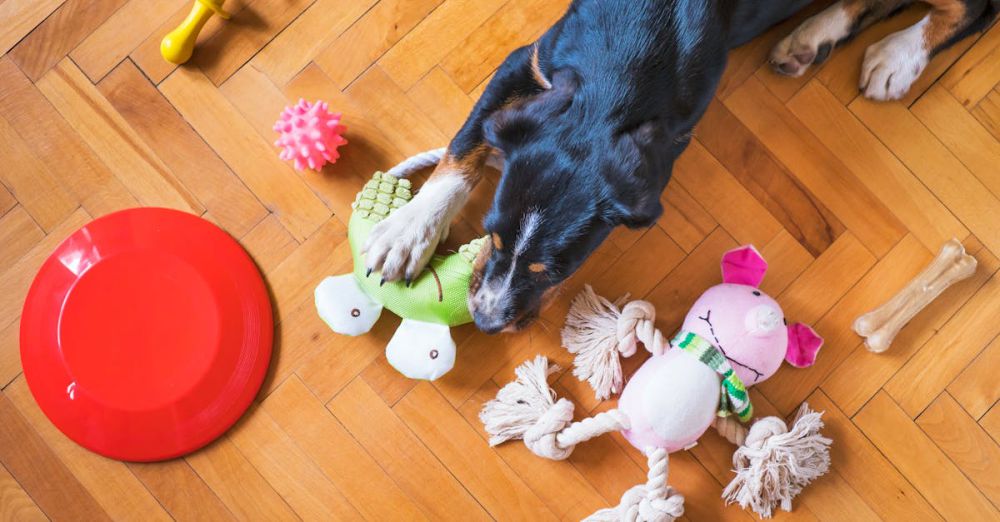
[315,275,383,336]
[386,319,456,381]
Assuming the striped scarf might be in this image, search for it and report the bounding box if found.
[672,330,753,423]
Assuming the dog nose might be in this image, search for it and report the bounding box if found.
[473,310,507,335]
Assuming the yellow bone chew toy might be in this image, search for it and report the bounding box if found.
[161,0,230,64]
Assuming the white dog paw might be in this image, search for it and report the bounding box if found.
[861,17,929,101]
[770,3,854,77]
[363,204,446,282]
[363,175,467,282]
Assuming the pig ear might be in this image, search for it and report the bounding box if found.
[721,245,767,287]
[786,323,823,367]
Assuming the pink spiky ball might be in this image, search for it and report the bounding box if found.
[273,99,347,171]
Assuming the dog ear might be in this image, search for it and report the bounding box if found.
[602,120,666,228]
[484,70,577,151]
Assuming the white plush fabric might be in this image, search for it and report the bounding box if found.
[386,319,456,381]
[314,275,382,336]
[643,351,719,446]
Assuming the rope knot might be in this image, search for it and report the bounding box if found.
[523,398,576,460]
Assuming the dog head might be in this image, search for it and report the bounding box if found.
[468,70,687,333]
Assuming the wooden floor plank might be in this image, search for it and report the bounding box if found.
[36,59,203,214]
[9,0,129,81]
[250,0,377,86]
[263,375,428,521]
[725,76,905,256]
[884,270,1000,417]
[439,0,568,93]
[395,382,557,521]
[226,405,361,521]
[0,463,48,522]
[695,99,843,257]
[941,22,1000,108]
[850,91,1000,257]
[378,0,506,90]
[0,0,66,56]
[128,459,236,522]
[821,238,999,416]
[788,81,968,252]
[69,0,187,83]
[329,378,492,521]
[98,59,268,237]
[918,393,1000,508]
[190,0,314,85]
[807,391,942,521]
[947,335,1000,420]
[674,140,783,248]
[4,378,172,521]
[0,392,110,522]
[159,67,331,241]
[184,436,299,521]
[656,182,717,254]
[314,0,443,89]
[0,58,137,218]
[0,206,45,270]
[855,392,999,521]
[911,85,1000,200]
[0,115,78,232]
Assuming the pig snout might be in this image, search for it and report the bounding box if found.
[745,305,783,335]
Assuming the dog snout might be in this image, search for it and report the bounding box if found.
[469,284,513,334]
[472,310,508,335]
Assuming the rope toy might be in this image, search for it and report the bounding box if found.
[481,245,832,519]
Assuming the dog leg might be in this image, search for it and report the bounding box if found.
[365,148,488,282]
[771,0,910,77]
[363,45,545,282]
[861,0,988,100]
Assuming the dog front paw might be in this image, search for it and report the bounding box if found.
[363,203,448,283]
[860,20,929,101]
[770,4,853,77]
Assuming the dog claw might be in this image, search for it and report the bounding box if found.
[365,267,372,278]
[379,278,386,287]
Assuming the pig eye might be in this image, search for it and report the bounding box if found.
[752,290,761,297]
[783,318,788,325]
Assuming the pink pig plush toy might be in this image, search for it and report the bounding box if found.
[481,246,831,520]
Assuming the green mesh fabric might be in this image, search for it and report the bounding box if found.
[349,172,484,326]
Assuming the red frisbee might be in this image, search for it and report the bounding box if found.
[20,208,272,462]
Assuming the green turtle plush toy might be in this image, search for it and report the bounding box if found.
[315,171,484,381]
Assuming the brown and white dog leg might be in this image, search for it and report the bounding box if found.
[364,44,546,283]
[853,239,977,353]
[771,0,908,77]
[364,146,489,283]
[861,0,972,100]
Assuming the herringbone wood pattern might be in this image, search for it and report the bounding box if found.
[1,1,999,520]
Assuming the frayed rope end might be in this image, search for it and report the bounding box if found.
[722,403,832,518]
[561,285,635,400]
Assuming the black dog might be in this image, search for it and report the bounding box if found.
[362,0,998,333]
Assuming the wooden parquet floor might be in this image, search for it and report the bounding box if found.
[1,1,1000,520]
